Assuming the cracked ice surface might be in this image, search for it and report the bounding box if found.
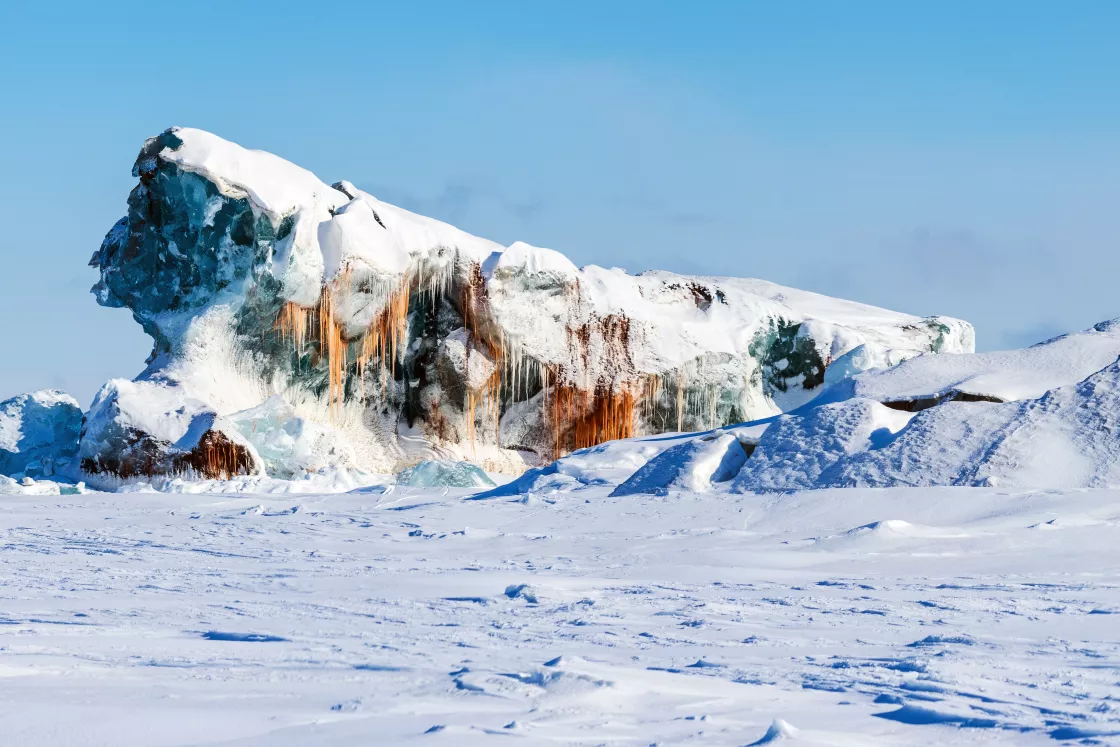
[0,487,1117,745]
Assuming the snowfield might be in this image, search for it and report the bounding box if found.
[1,486,1118,745]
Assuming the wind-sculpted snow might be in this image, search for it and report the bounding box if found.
[611,431,747,496]
[1,486,1118,744]
[730,399,914,492]
[725,351,1120,491]
[80,127,970,484]
[830,358,1120,488]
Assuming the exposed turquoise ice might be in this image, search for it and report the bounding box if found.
[228,396,351,479]
[89,130,274,332]
[396,460,496,488]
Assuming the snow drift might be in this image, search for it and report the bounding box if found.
[733,320,1120,490]
[75,127,971,485]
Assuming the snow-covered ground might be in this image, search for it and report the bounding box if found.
[1,486,1117,745]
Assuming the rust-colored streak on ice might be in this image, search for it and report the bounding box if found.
[318,288,346,418]
[546,313,641,459]
[460,262,506,448]
[548,383,636,461]
[357,273,412,400]
[275,270,412,418]
[274,302,313,362]
[82,429,255,481]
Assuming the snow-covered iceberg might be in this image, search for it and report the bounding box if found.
[81,127,972,485]
[0,390,82,479]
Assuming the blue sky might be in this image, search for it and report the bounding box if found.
[1,1,1118,404]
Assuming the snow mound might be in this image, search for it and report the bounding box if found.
[834,520,969,542]
[611,432,746,496]
[830,357,1120,488]
[851,519,919,535]
[738,347,1120,491]
[472,432,695,498]
[732,399,912,492]
[748,719,801,745]
[0,390,82,479]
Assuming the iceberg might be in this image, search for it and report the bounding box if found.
[0,390,82,479]
[82,127,972,483]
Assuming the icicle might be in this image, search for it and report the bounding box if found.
[707,383,719,430]
[676,376,686,433]
[318,287,346,418]
[274,302,315,370]
[355,272,412,404]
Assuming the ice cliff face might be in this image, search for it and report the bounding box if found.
[82,127,973,484]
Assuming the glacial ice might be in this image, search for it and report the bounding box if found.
[396,460,496,488]
[0,475,87,496]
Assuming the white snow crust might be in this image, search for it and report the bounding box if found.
[0,485,1116,745]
